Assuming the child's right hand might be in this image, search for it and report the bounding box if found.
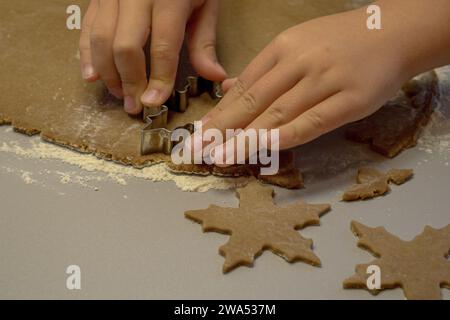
[79,0,227,114]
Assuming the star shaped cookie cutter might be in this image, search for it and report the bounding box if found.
[140,76,223,155]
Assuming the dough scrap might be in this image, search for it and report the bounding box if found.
[185,181,330,273]
[344,221,450,300]
[342,167,413,201]
[345,72,439,158]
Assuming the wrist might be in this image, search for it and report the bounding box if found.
[373,0,450,79]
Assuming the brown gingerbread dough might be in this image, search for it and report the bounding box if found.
[167,150,303,189]
[3,0,432,189]
[0,0,314,188]
[343,167,413,201]
[185,181,330,273]
[345,72,439,158]
[344,221,450,300]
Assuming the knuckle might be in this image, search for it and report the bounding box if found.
[191,40,216,53]
[231,78,247,96]
[90,30,111,50]
[307,49,334,76]
[113,40,139,60]
[201,41,216,52]
[151,43,178,62]
[213,105,224,115]
[120,77,139,88]
[265,105,286,127]
[304,109,325,131]
[288,125,304,146]
[240,91,258,116]
[273,32,291,49]
[79,39,90,52]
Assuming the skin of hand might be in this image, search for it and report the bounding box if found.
[197,0,450,166]
[79,0,227,115]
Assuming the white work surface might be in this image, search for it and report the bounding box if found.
[0,70,449,300]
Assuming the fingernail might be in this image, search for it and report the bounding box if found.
[124,96,137,113]
[141,89,160,105]
[82,64,96,80]
[203,144,214,165]
[190,132,201,153]
[191,132,204,162]
[223,141,236,166]
[183,135,192,156]
[212,145,224,165]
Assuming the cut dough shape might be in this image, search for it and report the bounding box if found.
[344,221,450,300]
[345,72,439,158]
[342,167,413,201]
[185,181,330,273]
[167,150,303,189]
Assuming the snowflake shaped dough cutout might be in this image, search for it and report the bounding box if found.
[344,221,450,300]
[185,181,330,273]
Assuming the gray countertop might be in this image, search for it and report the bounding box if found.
[1,113,449,300]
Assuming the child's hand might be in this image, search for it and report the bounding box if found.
[201,7,413,161]
[79,0,227,114]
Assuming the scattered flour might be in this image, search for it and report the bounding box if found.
[0,132,249,192]
[20,171,36,185]
[417,67,450,161]
[1,67,448,192]
[1,165,38,185]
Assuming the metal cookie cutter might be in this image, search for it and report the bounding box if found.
[140,76,223,155]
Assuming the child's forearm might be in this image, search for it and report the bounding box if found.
[375,0,450,78]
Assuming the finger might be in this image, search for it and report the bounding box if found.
[187,0,227,81]
[211,129,263,167]
[222,78,237,94]
[203,62,302,134]
[245,73,341,130]
[79,0,99,81]
[200,43,278,123]
[90,0,122,98]
[277,92,365,149]
[197,77,236,126]
[113,0,152,114]
[141,1,190,108]
[212,73,338,166]
[192,62,300,159]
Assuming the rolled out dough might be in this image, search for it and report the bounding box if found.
[0,0,369,188]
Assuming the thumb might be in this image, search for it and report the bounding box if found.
[187,0,227,81]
